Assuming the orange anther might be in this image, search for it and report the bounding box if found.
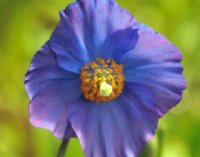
[80,58,124,103]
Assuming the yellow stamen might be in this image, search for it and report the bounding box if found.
[80,58,124,103]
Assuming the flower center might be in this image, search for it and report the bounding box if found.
[80,58,124,103]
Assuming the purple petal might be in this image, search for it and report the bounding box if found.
[120,23,186,116]
[68,94,159,157]
[114,93,159,156]
[124,64,185,116]
[50,2,89,73]
[125,76,185,117]
[50,0,137,72]
[76,0,137,57]
[120,23,183,69]
[68,100,122,157]
[102,27,138,60]
[25,42,81,138]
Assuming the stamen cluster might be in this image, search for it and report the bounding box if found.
[80,58,124,103]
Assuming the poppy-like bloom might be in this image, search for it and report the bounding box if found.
[25,0,186,156]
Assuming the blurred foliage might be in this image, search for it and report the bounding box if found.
[0,0,200,156]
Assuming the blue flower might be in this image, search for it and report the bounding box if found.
[25,0,186,156]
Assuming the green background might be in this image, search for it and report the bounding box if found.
[0,0,199,156]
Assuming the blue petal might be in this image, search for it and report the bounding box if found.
[50,0,137,72]
[120,23,183,69]
[102,27,138,60]
[125,75,185,117]
[114,93,159,156]
[50,3,89,73]
[76,0,137,57]
[68,95,159,157]
[25,42,81,138]
[77,0,137,58]
[67,99,119,157]
[120,23,186,116]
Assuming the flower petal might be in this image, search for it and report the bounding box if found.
[50,2,89,73]
[114,93,159,156]
[25,42,81,138]
[68,95,159,157]
[120,23,183,69]
[120,23,186,116]
[102,27,138,60]
[123,65,185,116]
[76,0,137,58]
[125,72,185,117]
[68,100,123,157]
[50,0,137,72]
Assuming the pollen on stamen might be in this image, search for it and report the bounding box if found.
[80,58,124,103]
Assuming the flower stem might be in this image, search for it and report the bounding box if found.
[57,139,69,157]
[156,129,164,157]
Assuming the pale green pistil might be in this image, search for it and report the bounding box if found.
[99,82,112,96]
